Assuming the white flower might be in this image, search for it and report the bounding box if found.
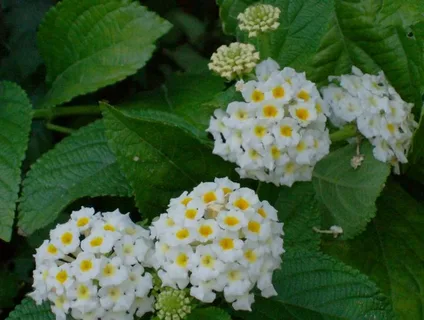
[230,292,255,311]
[81,229,114,254]
[125,265,153,297]
[114,235,149,266]
[48,293,70,320]
[98,285,135,312]
[272,117,301,147]
[191,245,225,281]
[70,207,96,232]
[35,240,64,264]
[50,222,80,254]
[70,253,101,282]
[196,219,220,242]
[217,210,248,231]
[98,257,128,287]
[218,263,251,297]
[130,296,155,318]
[256,58,280,82]
[47,264,74,295]
[68,281,98,313]
[212,231,244,262]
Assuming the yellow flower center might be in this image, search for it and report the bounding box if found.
[61,232,73,245]
[90,236,103,247]
[185,209,197,220]
[166,218,175,227]
[296,108,309,121]
[271,146,280,159]
[297,90,310,101]
[203,191,217,203]
[236,109,248,120]
[262,105,278,118]
[80,260,93,272]
[77,285,90,300]
[244,249,257,263]
[248,221,261,233]
[108,287,120,301]
[176,228,190,240]
[316,103,322,113]
[219,238,234,250]
[222,187,232,195]
[176,253,188,268]
[254,125,266,137]
[47,243,58,254]
[77,217,89,227]
[228,270,240,281]
[234,198,249,210]
[224,216,240,227]
[272,86,285,98]
[123,244,133,255]
[285,162,296,173]
[198,225,213,238]
[56,270,68,284]
[201,255,215,268]
[248,149,260,160]
[387,123,395,134]
[280,125,292,137]
[55,296,65,308]
[181,197,192,206]
[296,141,306,152]
[103,264,116,277]
[251,90,264,102]
[104,224,115,232]
[257,208,267,218]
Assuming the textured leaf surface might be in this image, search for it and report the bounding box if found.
[6,298,54,320]
[102,104,235,219]
[323,182,424,320]
[312,142,390,239]
[0,82,32,241]
[187,307,231,320]
[18,120,132,235]
[37,0,172,108]
[238,250,394,320]
[274,182,321,251]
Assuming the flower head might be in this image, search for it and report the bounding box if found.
[29,207,155,320]
[150,178,284,311]
[238,4,281,37]
[208,42,260,80]
[155,288,193,320]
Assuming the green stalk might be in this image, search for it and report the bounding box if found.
[33,105,101,120]
[45,123,75,134]
[330,124,358,142]
[259,32,272,59]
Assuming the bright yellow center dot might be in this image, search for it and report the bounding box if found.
[80,260,93,272]
[263,105,278,118]
[234,198,249,210]
[185,209,197,220]
[90,236,103,247]
[201,255,215,268]
[56,270,68,284]
[199,225,213,238]
[280,125,292,137]
[219,238,234,250]
[108,287,120,301]
[257,208,267,218]
[285,162,296,174]
[251,90,264,102]
[314,139,319,149]
[176,228,190,240]
[271,146,280,160]
[104,224,115,232]
[222,187,232,195]
[103,264,116,277]
[203,191,217,203]
[181,197,192,206]
[42,270,48,280]
[176,253,188,268]
[236,109,248,120]
[224,216,240,227]
[248,221,261,233]
[244,249,257,263]
[254,125,266,137]
[316,103,322,113]
[387,123,395,134]
[77,217,89,227]
[61,232,73,245]
[297,90,310,101]
[296,141,306,152]
[47,243,58,254]
[249,149,260,160]
[272,86,285,98]
[77,285,90,300]
[228,270,240,281]
[166,218,175,227]
[296,108,309,121]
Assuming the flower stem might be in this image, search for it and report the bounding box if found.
[330,124,358,142]
[45,123,75,134]
[259,33,272,59]
[33,105,101,120]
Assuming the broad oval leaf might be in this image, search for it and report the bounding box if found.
[237,250,394,320]
[37,0,172,108]
[6,298,54,320]
[102,104,236,220]
[18,120,132,235]
[0,81,32,241]
[312,142,390,239]
[187,307,231,320]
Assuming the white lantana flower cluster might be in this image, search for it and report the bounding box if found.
[322,67,418,170]
[208,59,331,186]
[149,177,284,311]
[237,4,281,37]
[29,207,155,320]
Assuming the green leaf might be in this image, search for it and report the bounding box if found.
[237,250,394,320]
[217,0,335,69]
[274,182,321,251]
[6,298,54,320]
[0,81,32,241]
[187,307,231,320]
[18,120,132,235]
[307,0,424,108]
[102,104,235,219]
[0,269,19,308]
[37,0,172,108]
[312,142,390,239]
[322,182,424,320]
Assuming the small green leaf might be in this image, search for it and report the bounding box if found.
[0,81,32,241]
[237,250,394,320]
[6,298,54,320]
[312,142,390,239]
[274,182,321,251]
[102,104,235,219]
[18,120,132,235]
[187,307,231,320]
[37,0,172,108]
[323,182,424,320]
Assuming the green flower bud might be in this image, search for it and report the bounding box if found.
[154,288,194,320]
